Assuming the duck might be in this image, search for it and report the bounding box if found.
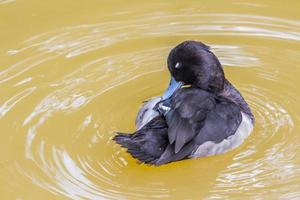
[113,41,254,166]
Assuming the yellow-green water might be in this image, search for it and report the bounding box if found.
[1,0,300,199]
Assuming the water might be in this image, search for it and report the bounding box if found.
[1,0,300,199]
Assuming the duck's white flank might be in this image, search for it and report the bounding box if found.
[135,97,161,130]
[190,112,253,158]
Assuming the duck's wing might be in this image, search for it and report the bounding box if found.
[166,88,216,153]
[156,88,242,165]
[194,100,242,145]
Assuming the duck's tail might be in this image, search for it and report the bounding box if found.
[113,117,168,165]
[113,132,132,147]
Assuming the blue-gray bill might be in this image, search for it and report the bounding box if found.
[162,77,183,100]
[157,77,183,115]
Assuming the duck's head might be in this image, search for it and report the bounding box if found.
[162,41,225,100]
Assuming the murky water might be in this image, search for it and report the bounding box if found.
[1,0,300,199]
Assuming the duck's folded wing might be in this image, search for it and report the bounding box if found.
[194,100,242,145]
[165,89,216,153]
[156,88,242,165]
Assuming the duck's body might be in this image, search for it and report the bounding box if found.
[114,41,254,166]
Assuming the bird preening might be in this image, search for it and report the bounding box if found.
[113,41,254,166]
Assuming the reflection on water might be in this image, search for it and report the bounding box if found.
[0,0,15,5]
[0,1,300,199]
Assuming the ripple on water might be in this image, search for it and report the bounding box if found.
[1,11,299,200]
[4,13,300,84]
[204,83,297,199]
[0,0,15,5]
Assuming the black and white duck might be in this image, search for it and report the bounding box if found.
[114,41,254,166]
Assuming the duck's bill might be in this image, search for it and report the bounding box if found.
[162,76,183,100]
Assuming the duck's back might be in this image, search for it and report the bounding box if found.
[173,88,253,158]
[173,87,244,146]
[154,87,248,164]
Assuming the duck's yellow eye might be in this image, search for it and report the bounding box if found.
[175,62,181,69]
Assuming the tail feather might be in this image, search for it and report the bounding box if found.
[113,132,160,165]
[113,117,169,165]
[113,132,132,148]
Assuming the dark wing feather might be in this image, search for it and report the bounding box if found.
[195,100,242,145]
[156,141,197,165]
[165,88,215,153]
[166,110,194,153]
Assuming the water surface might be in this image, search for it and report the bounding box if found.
[1,0,300,199]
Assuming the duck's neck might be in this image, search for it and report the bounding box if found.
[219,79,255,123]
